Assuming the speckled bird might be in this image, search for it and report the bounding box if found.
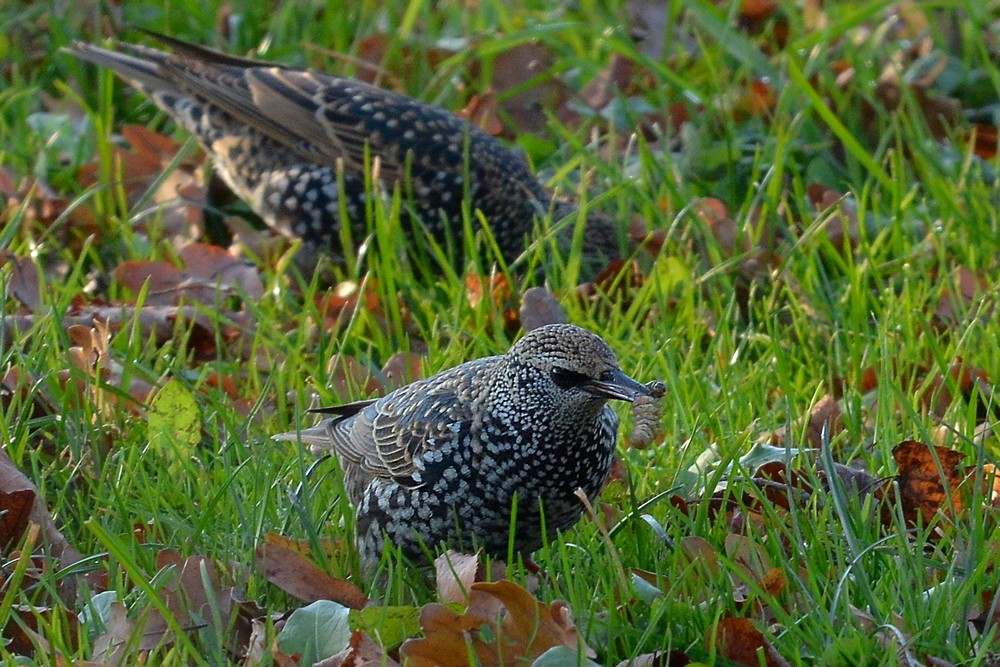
[274,324,651,568]
[68,33,618,272]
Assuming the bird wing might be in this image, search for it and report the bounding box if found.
[319,363,488,485]
[152,57,319,163]
[245,68,390,176]
[76,35,480,189]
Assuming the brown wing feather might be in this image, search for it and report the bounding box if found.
[154,59,314,161]
[246,68,402,179]
[316,361,492,483]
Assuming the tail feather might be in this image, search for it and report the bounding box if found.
[66,41,182,100]
[136,29,281,69]
[273,424,333,453]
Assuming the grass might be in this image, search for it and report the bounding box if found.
[1,0,999,664]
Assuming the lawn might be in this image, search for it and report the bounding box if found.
[1,0,998,665]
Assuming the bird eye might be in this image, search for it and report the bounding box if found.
[551,366,590,389]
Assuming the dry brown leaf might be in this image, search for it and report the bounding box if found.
[629,217,668,258]
[90,601,134,664]
[712,616,790,667]
[20,302,248,368]
[0,253,43,312]
[969,123,998,160]
[0,449,84,571]
[255,534,369,610]
[113,550,251,660]
[575,260,647,318]
[470,42,576,137]
[113,260,187,305]
[314,280,398,335]
[179,243,265,298]
[519,287,567,332]
[4,605,81,659]
[61,321,151,412]
[433,550,518,605]
[892,440,966,526]
[315,629,400,667]
[770,393,843,448]
[977,464,1000,508]
[739,0,779,22]
[466,274,519,335]
[579,53,635,111]
[77,125,205,241]
[0,367,55,423]
[920,357,994,419]
[401,580,591,667]
[352,33,457,88]
[934,266,989,326]
[326,354,381,401]
[456,92,504,136]
[380,352,424,391]
[435,550,488,605]
[819,460,883,502]
[677,536,721,584]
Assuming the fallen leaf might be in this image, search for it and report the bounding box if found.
[255,534,369,610]
[380,352,424,391]
[892,440,965,526]
[277,599,352,666]
[0,253,42,312]
[436,550,487,604]
[0,448,84,572]
[519,287,567,332]
[178,242,265,300]
[401,580,592,667]
[711,616,790,667]
[315,629,401,667]
[327,354,382,401]
[147,379,202,472]
[470,42,576,137]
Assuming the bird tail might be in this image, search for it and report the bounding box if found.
[273,425,333,454]
[66,41,180,99]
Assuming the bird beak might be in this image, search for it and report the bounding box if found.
[583,368,653,403]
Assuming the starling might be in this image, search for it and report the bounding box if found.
[274,323,652,568]
[67,33,619,273]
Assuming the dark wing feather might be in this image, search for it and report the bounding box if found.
[74,34,472,185]
[153,59,317,161]
[247,70,375,172]
[137,30,281,68]
[310,399,377,418]
[317,360,492,483]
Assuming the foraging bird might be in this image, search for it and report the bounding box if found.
[274,324,652,568]
[68,33,619,273]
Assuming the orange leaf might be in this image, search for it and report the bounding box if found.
[893,440,966,526]
[712,617,790,667]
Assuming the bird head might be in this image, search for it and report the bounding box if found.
[510,324,651,404]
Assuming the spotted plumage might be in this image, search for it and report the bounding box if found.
[67,33,619,272]
[274,324,652,568]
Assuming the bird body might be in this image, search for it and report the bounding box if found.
[275,324,651,568]
[68,34,617,271]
